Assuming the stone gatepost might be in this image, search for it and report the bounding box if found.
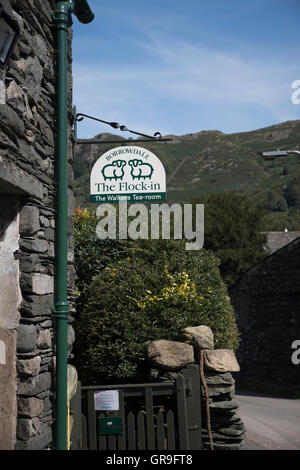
[147,325,245,450]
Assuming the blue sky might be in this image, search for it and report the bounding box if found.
[72,0,300,139]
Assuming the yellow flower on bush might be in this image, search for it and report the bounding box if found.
[105,267,118,278]
[135,267,206,309]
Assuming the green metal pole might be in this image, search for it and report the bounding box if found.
[52,1,74,450]
[52,0,94,450]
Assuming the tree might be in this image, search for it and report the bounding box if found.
[191,193,267,288]
[74,207,133,309]
[285,177,300,208]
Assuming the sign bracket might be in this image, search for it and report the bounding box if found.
[72,107,172,145]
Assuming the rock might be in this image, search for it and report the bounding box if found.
[39,216,50,228]
[6,80,26,114]
[19,238,48,253]
[19,205,40,236]
[203,349,240,373]
[19,254,39,273]
[17,325,37,353]
[181,325,214,350]
[208,413,243,426]
[17,397,44,418]
[148,368,159,381]
[32,274,54,295]
[217,426,245,436]
[44,227,54,241]
[31,34,48,66]
[160,371,178,382]
[203,384,235,397]
[148,340,194,371]
[0,158,43,200]
[67,325,75,355]
[17,372,51,397]
[20,294,54,317]
[37,330,52,350]
[22,57,44,101]
[207,442,243,451]
[15,426,52,450]
[204,371,235,386]
[20,272,54,294]
[208,399,239,411]
[0,104,25,137]
[17,417,40,440]
[0,79,6,104]
[25,129,35,143]
[17,356,41,376]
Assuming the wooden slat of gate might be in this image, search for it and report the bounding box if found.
[108,435,116,450]
[87,390,97,450]
[176,373,189,450]
[98,435,107,449]
[137,411,146,450]
[157,411,165,450]
[145,387,155,450]
[117,389,126,450]
[166,410,175,450]
[98,412,107,450]
[127,412,136,450]
[81,414,88,450]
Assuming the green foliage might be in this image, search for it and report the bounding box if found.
[74,239,239,385]
[191,193,268,288]
[260,191,288,212]
[284,176,300,208]
[74,208,132,301]
[262,207,300,231]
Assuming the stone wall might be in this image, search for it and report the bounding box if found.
[147,326,245,450]
[231,237,300,386]
[0,0,75,449]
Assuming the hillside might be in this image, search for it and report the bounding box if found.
[74,120,300,230]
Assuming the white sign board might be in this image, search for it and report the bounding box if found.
[94,390,120,411]
[90,145,166,203]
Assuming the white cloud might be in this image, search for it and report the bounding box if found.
[73,36,299,138]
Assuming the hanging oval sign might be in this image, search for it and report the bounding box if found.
[90,145,166,203]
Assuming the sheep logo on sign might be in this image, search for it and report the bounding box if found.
[128,159,154,180]
[90,146,166,203]
[102,160,126,181]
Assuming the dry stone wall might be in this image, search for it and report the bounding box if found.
[147,326,245,450]
[0,0,75,450]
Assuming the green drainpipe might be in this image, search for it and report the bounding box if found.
[52,0,94,450]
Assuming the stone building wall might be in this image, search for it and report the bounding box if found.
[0,0,75,449]
[264,231,300,254]
[231,237,300,386]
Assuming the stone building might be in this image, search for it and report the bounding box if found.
[0,0,75,449]
[265,231,300,254]
[231,236,300,388]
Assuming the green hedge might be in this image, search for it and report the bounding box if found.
[74,239,239,385]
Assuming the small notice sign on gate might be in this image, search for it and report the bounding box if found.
[94,390,119,411]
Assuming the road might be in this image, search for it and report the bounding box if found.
[236,392,300,450]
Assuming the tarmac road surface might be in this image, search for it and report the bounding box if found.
[236,392,300,450]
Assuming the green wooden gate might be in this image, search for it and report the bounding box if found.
[70,364,203,450]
